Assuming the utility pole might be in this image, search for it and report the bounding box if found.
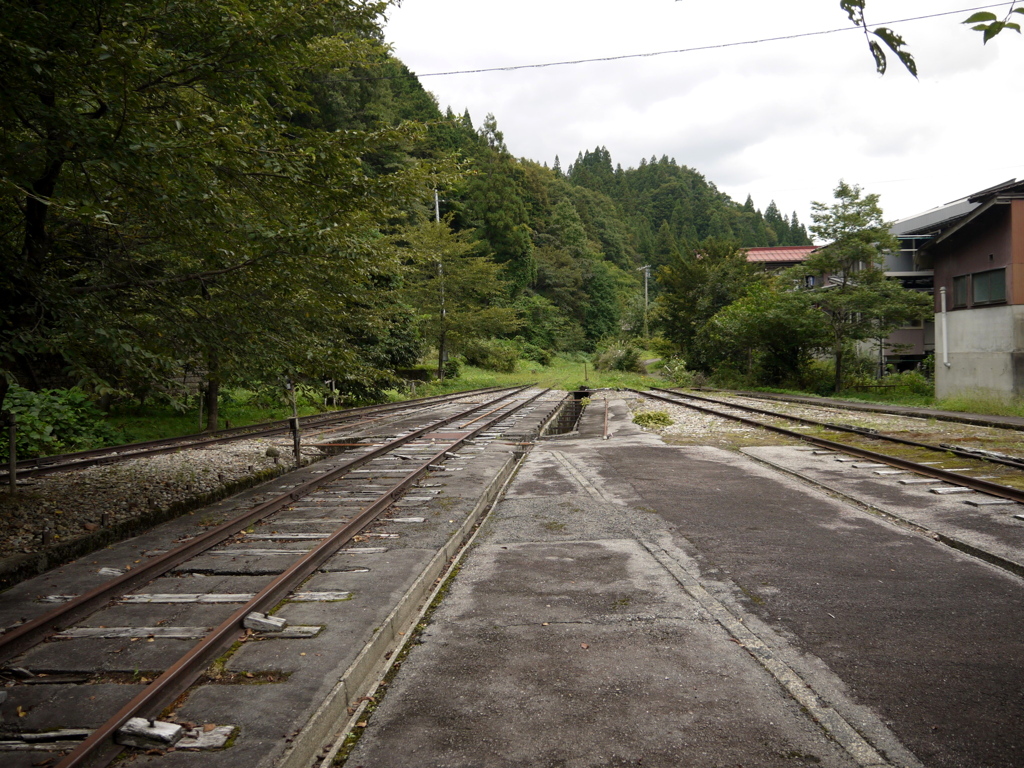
[637,265,651,339]
[435,189,448,380]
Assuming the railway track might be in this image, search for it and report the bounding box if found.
[634,387,1024,505]
[2,386,510,481]
[704,387,1024,432]
[0,386,557,768]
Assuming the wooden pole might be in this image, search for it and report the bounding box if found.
[6,414,15,492]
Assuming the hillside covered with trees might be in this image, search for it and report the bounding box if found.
[5,0,934,457]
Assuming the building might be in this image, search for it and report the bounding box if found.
[744,246,818,271]
[910,179,1024,399]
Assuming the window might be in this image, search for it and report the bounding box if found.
[972,268,1006,305]
[953,275,968,307]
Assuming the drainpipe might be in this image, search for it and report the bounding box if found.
[940,286,951,368]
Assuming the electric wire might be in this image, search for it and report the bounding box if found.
[366,2,1017,81]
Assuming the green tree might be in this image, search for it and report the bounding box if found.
[655,237,761,371]
[841,0,1023,75]
[462,115,535,292]
[0,0,445,418]
[400,218,519,378]
[707,280,828,385]
[788,181,932,392]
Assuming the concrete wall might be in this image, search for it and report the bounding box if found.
[935,304,1024,399]
[887,328,928,356]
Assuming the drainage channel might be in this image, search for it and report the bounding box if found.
[539,390,591,438]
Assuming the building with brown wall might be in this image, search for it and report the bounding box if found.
[917,180,1024,398]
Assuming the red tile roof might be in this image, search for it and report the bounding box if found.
[744,246,818,263]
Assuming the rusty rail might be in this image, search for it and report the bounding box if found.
[54,386,546,768]
[634,388,1024,505]
[1,386,515,480]
[0,386,534,664]
[651,387,1024,472]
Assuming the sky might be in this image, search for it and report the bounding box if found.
[384,0,1024,230]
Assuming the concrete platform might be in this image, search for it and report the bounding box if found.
[345,397,1024,768]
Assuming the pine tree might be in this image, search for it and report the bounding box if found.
[463,115,536,292]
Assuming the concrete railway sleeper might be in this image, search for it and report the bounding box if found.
[632,387,1024,582]
[635,387,1024,505]
[2,386,512,481]
[0,387,554,768]
[656,387,1024,471]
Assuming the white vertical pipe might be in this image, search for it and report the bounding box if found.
[940,286,951,368]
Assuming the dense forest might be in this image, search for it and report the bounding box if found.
[10,0,923,451]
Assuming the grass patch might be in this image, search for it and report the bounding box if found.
[934,393,1024,419]
[633,410,673,428]
[108,393,326,444]
[407,352,661,398]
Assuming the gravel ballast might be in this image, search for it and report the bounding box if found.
[0,436,323,577]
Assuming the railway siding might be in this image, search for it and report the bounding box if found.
[744,445,1024,577]
[0,388,564,768]
[0,388,517,587]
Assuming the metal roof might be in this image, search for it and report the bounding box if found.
[891,179,1021,237]
[744,246,818,263]
[891,199,980,237]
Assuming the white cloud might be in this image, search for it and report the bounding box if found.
[386,0,1024,223]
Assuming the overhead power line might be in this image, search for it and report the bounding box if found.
[370,2,1015,81]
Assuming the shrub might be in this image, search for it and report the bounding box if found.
[886,369,933,397]
[661,357,695,387]
[442,358,461,379]
[633,410,673,428]
[461,339,519,373]
[594,344,644,373]
[798,360,836,396]
[1,386,121,460]
[516,339,553,367]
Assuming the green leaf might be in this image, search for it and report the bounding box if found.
[872,27,916,77]
[963,12,998,24]
[983,23,1005,43]
[868,39,887,75]
[840,0,866,24]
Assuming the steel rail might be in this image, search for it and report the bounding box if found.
[652,387,1024,472]
[633,388,1024,505]
[0,385,534,664]
[54,387,547,768]
[1,386,513,480]
[701,387,1024,434]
